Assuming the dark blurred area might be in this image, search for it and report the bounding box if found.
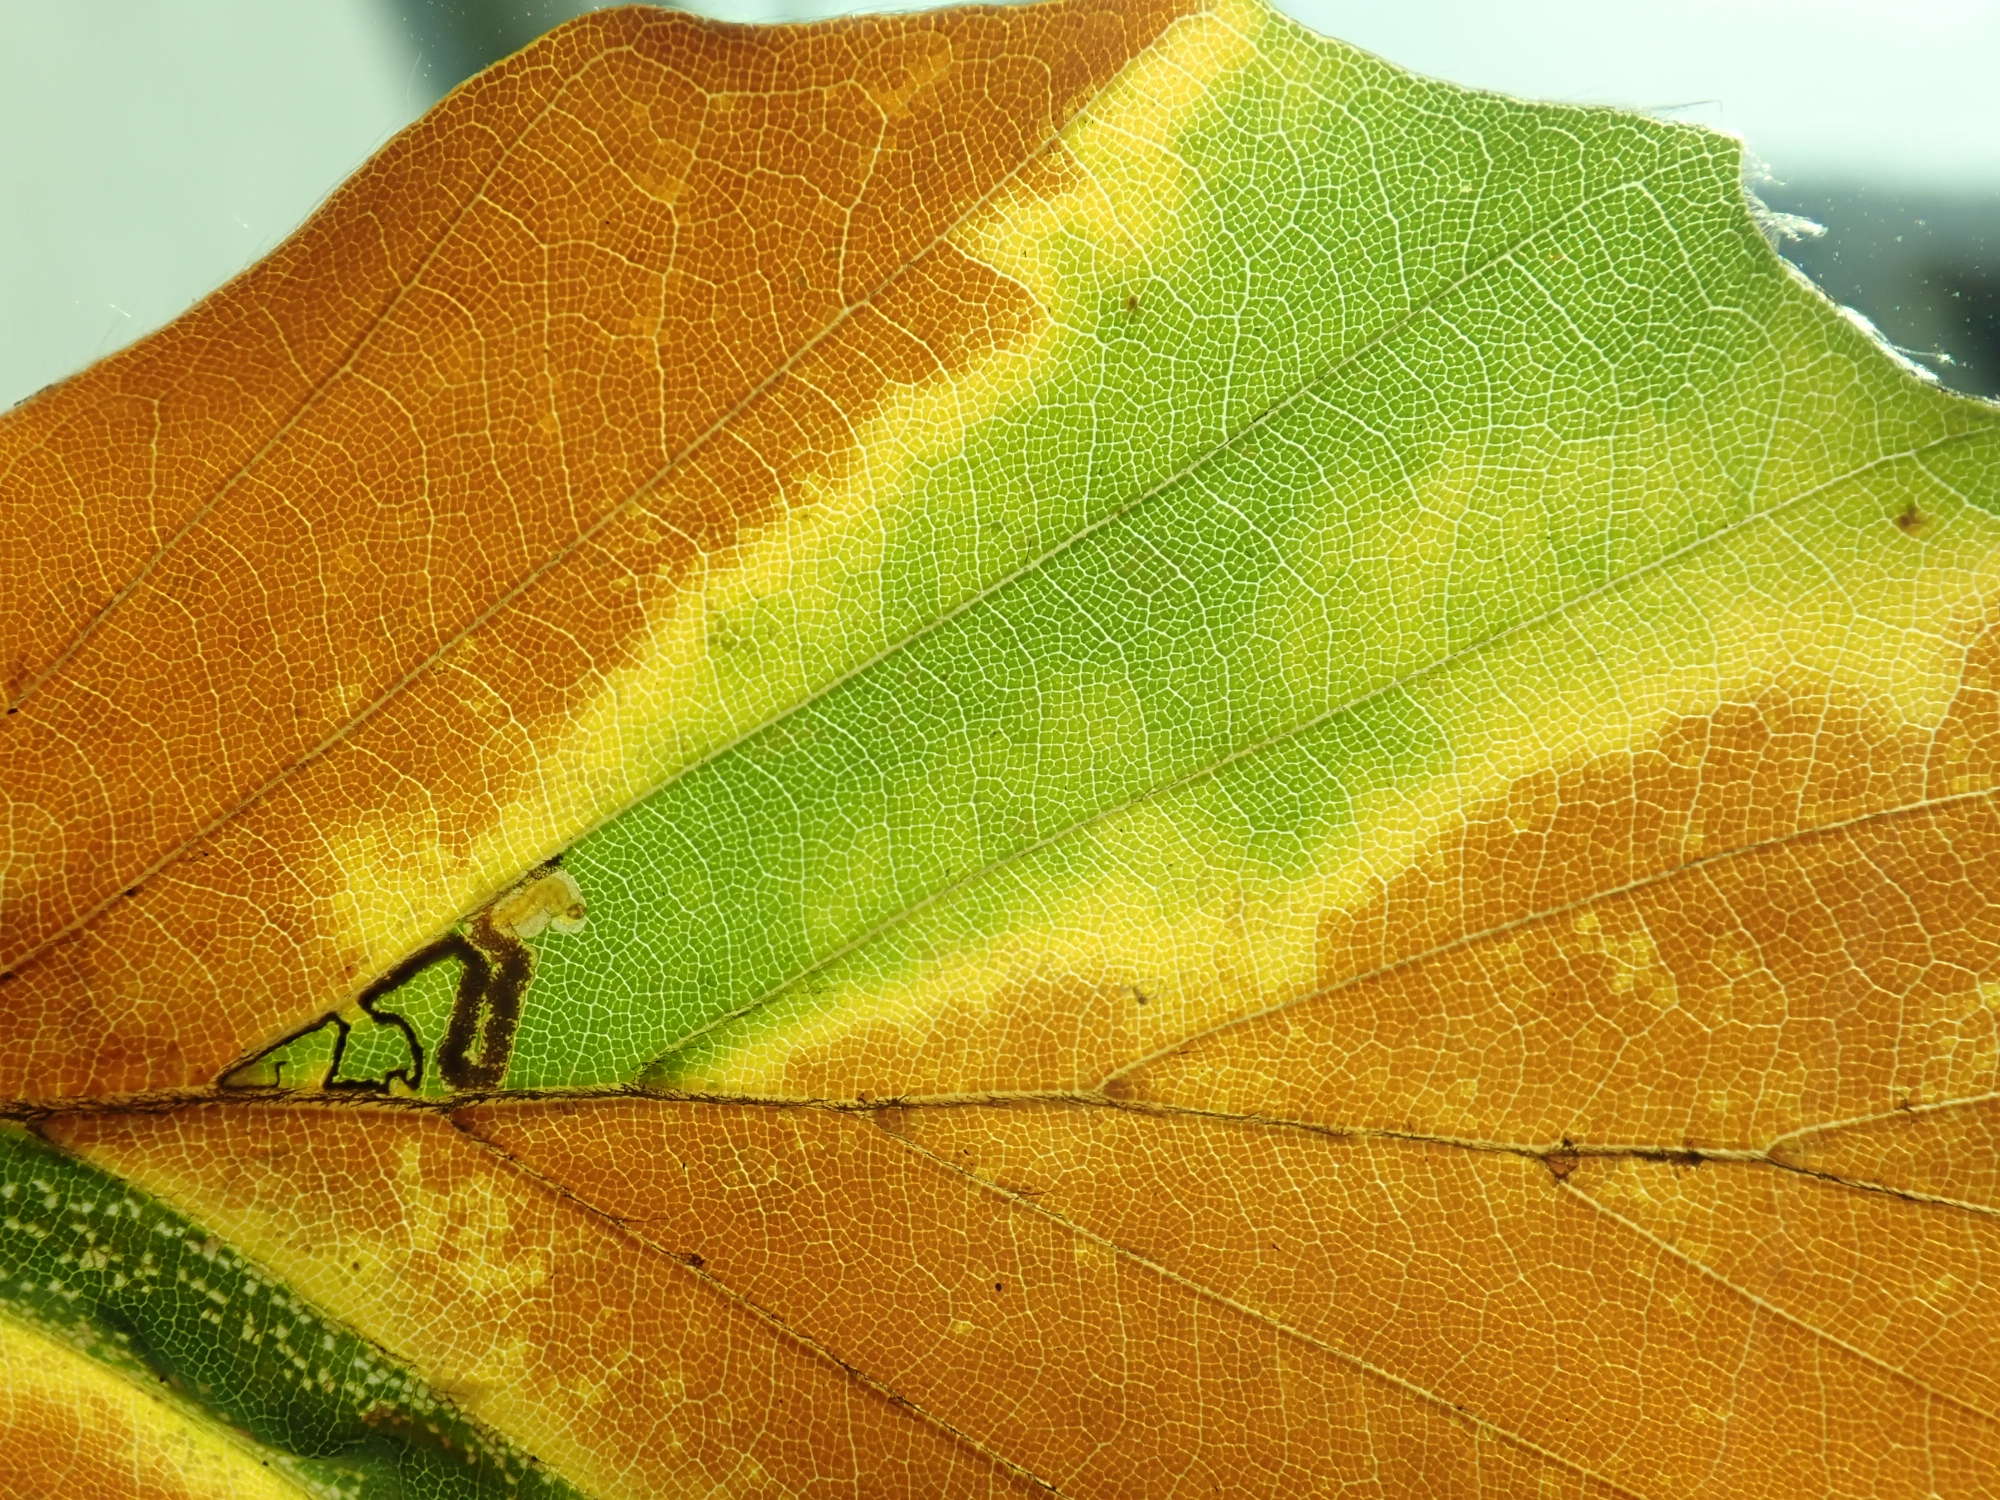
[380,0,622,93]
[1765,184,1999,399]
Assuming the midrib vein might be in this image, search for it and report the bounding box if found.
[17,1082,2000,1226]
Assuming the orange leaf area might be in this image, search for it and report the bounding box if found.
[0,0,1190,1101]
[0,1315,298,1500]
[49,1097,2000,1498]
[9,0,2000,1488]
[1114,684,2000,1147]
[1777,1096,2000,1212]
[0,1389,223,1500]
[755,619,2000,1134]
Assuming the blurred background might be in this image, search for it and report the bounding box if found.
[4,0,1995,407]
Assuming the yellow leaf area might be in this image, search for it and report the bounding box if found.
[4,1,2000,1498]
[0,1315,306,1500]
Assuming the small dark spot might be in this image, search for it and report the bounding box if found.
[1130,986,1149,1006]
[682,1251,706,1269]
[1544,1137,1580,1182]
[1632,1145,1706,1168]
[1894,503,1928,534]
[993,1281,1005,1292]
[8,380,59,412]
[124,888,139,899]
[0,971,14,984]
[1124,292,1141,313]
[351,1260,362,1272]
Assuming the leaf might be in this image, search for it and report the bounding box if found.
[4,1,1999,1494]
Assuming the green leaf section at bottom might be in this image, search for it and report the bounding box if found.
[0,1123,582,1500]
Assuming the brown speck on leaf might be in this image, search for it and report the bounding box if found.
[1544,1139,1580,1182]
[1894,503,1927,534]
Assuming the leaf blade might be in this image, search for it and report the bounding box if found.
[6,1,2000,1493]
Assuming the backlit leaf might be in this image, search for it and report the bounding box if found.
[3,1,1997,1494]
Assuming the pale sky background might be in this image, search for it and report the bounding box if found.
[3,0,1996,406]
